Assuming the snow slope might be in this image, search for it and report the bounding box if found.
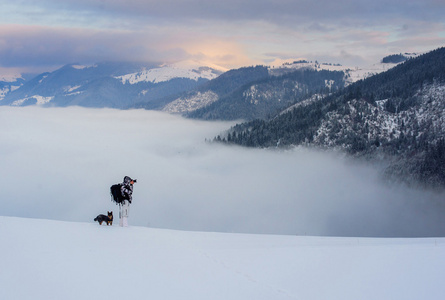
[268,54,421,84]
[116,60,225,84]
[2,216,444,300]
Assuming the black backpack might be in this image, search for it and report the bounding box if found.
[110,184,126,205]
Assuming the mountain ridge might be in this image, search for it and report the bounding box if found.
[218,47,445,188]
[0,53,410,113]
[166,54,415,120]
[0,61,223,108]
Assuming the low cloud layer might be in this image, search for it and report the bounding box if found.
[1,107,444,237]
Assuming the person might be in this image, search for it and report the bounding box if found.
[119,176,136,227]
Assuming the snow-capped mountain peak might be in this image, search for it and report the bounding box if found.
[268,53,422,84]
[0,73,23,83]
[116,60,226,84]
[70,63,97,70]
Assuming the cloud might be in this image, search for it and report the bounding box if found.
[0,24,254,72]
[1,0,445,74]
[1,106,444,237]
[0,25,140,68]
[23,0,445,26]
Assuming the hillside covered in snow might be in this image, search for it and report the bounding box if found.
[221,48,445,188]
[116,60,225,84]
[2,216,445,300]
[166,53,415,119]
[2,103,445,300]
[0,61,224,109]
[0,53,413,118]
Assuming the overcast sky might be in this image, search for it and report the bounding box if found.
[1,0,445,76]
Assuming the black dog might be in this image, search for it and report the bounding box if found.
[94,211,113,225]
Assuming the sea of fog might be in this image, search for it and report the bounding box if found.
[1,106,444,237]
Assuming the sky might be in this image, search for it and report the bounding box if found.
[0,0,444,77]
[1,106,445,237]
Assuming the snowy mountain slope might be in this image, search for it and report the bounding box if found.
[2,216,444,300]
[184,68,345,120]
[0,83,19,101]
[168,54,411,119]
[0,77,26,101]
[0,53,415,111]
[153,66,270,115]
[116,60,225,84]
[313,83,445,150]
[219,48,445,187]
[0,61,222,108]
[0,73,22,83]
[162,90,219,114]
[268,53,420,84]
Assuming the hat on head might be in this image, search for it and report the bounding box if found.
[123,176,137,184]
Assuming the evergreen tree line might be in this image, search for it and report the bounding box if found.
[381,54,408,64]
[189,68,345,121]
[217,47,445,187]
[346,47,445,107]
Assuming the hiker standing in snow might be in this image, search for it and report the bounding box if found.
[120,176,136,227]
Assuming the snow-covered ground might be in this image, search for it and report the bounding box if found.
[2,106,445,299]
[2,216,444,300]
[268,55,420,84]
[162,90,219,114]
[116,60,225,84]
[11,95,54,106]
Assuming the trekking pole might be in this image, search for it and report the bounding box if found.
[119,203,122,227]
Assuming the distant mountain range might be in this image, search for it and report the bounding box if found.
[184,66,346,120]
[1,49,442,187]
[0,61,225,108]
[218,48,445,188]
[0,53,413,114]
[156,55,416,120]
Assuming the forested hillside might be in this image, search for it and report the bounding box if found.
[219,48,445,187]
[188,68,345,120]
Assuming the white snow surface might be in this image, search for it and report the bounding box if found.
[11,95,54,106]
[71,64,89,70]
[312,83,445,149]
[0,71,23,82]
[116,60,225,84]
[0,87,10,100]
[345,62,399,84]
[2,216,444,300]
[2,106,445,299]
[268,54,421,84]
[163,90,219,114]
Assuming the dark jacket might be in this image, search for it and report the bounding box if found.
[121,176,134,203]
